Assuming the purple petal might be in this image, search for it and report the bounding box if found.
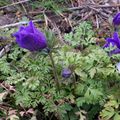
[103,32,120,49]
[17,30,47,51]
[103,38,115,48]
[113,32,119,40]
[13,32,19,38]
[17,31,36,51]
[103,43,109,48]
[113,12,120,25]
[113,32,120,49]
[19,26,25,31]
[109,48,120,56]
[24,21,35,33]
[106,38,117,46]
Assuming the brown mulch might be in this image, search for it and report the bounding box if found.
[0,0,119,29]
[0,0,120,57]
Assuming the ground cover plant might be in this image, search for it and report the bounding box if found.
[1,0,120,120]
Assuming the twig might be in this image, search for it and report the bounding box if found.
[68,5,87,11]
[88,6,109,18]
[117,0,120,12]
[54,24,65,44]
[0,45,11,58]
[96,15,99,29]
[0,0,30,10]
[81,10,93,21]
[97,4,120,8]
[0,19,44,29]
[19,0,28,15]
[44,14,65,44]
[68,4,120,11]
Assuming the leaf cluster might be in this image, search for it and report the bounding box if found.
[1,21,120,120]
[64,21,95,48]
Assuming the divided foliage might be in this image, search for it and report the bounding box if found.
[1,22,120,120]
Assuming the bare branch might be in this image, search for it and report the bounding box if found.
[0,19,44,29]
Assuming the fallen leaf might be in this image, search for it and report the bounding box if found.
[0,91,8,102]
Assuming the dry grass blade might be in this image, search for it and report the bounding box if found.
[0,0,30,10]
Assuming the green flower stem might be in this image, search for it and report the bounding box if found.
[73,73,76,88]
[48,52,60,90]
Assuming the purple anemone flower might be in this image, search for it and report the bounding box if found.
[62,68,72,78]
[103,32,120,55]
[13,21,47,51]
[113,12,120,26]
[103,32,120,49]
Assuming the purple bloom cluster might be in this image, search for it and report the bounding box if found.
[103,32,120,49]
[13,21,47,51]
[103,12,120,55]
[103,32,120,55]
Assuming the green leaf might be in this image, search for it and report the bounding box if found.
[89,68,96,78]
[75,69,88,80]
[114,113,120,120]
[101,107,115,120]
[62,103,73,111]
[75,83,85,95]
[64,21,95,48]
[76,97,85,107]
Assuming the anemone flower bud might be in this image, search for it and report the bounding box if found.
[113,12,120,26]
[13,21,47,51]
[62,68,72,78]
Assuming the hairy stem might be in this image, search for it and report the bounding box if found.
[48,52,60,90]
